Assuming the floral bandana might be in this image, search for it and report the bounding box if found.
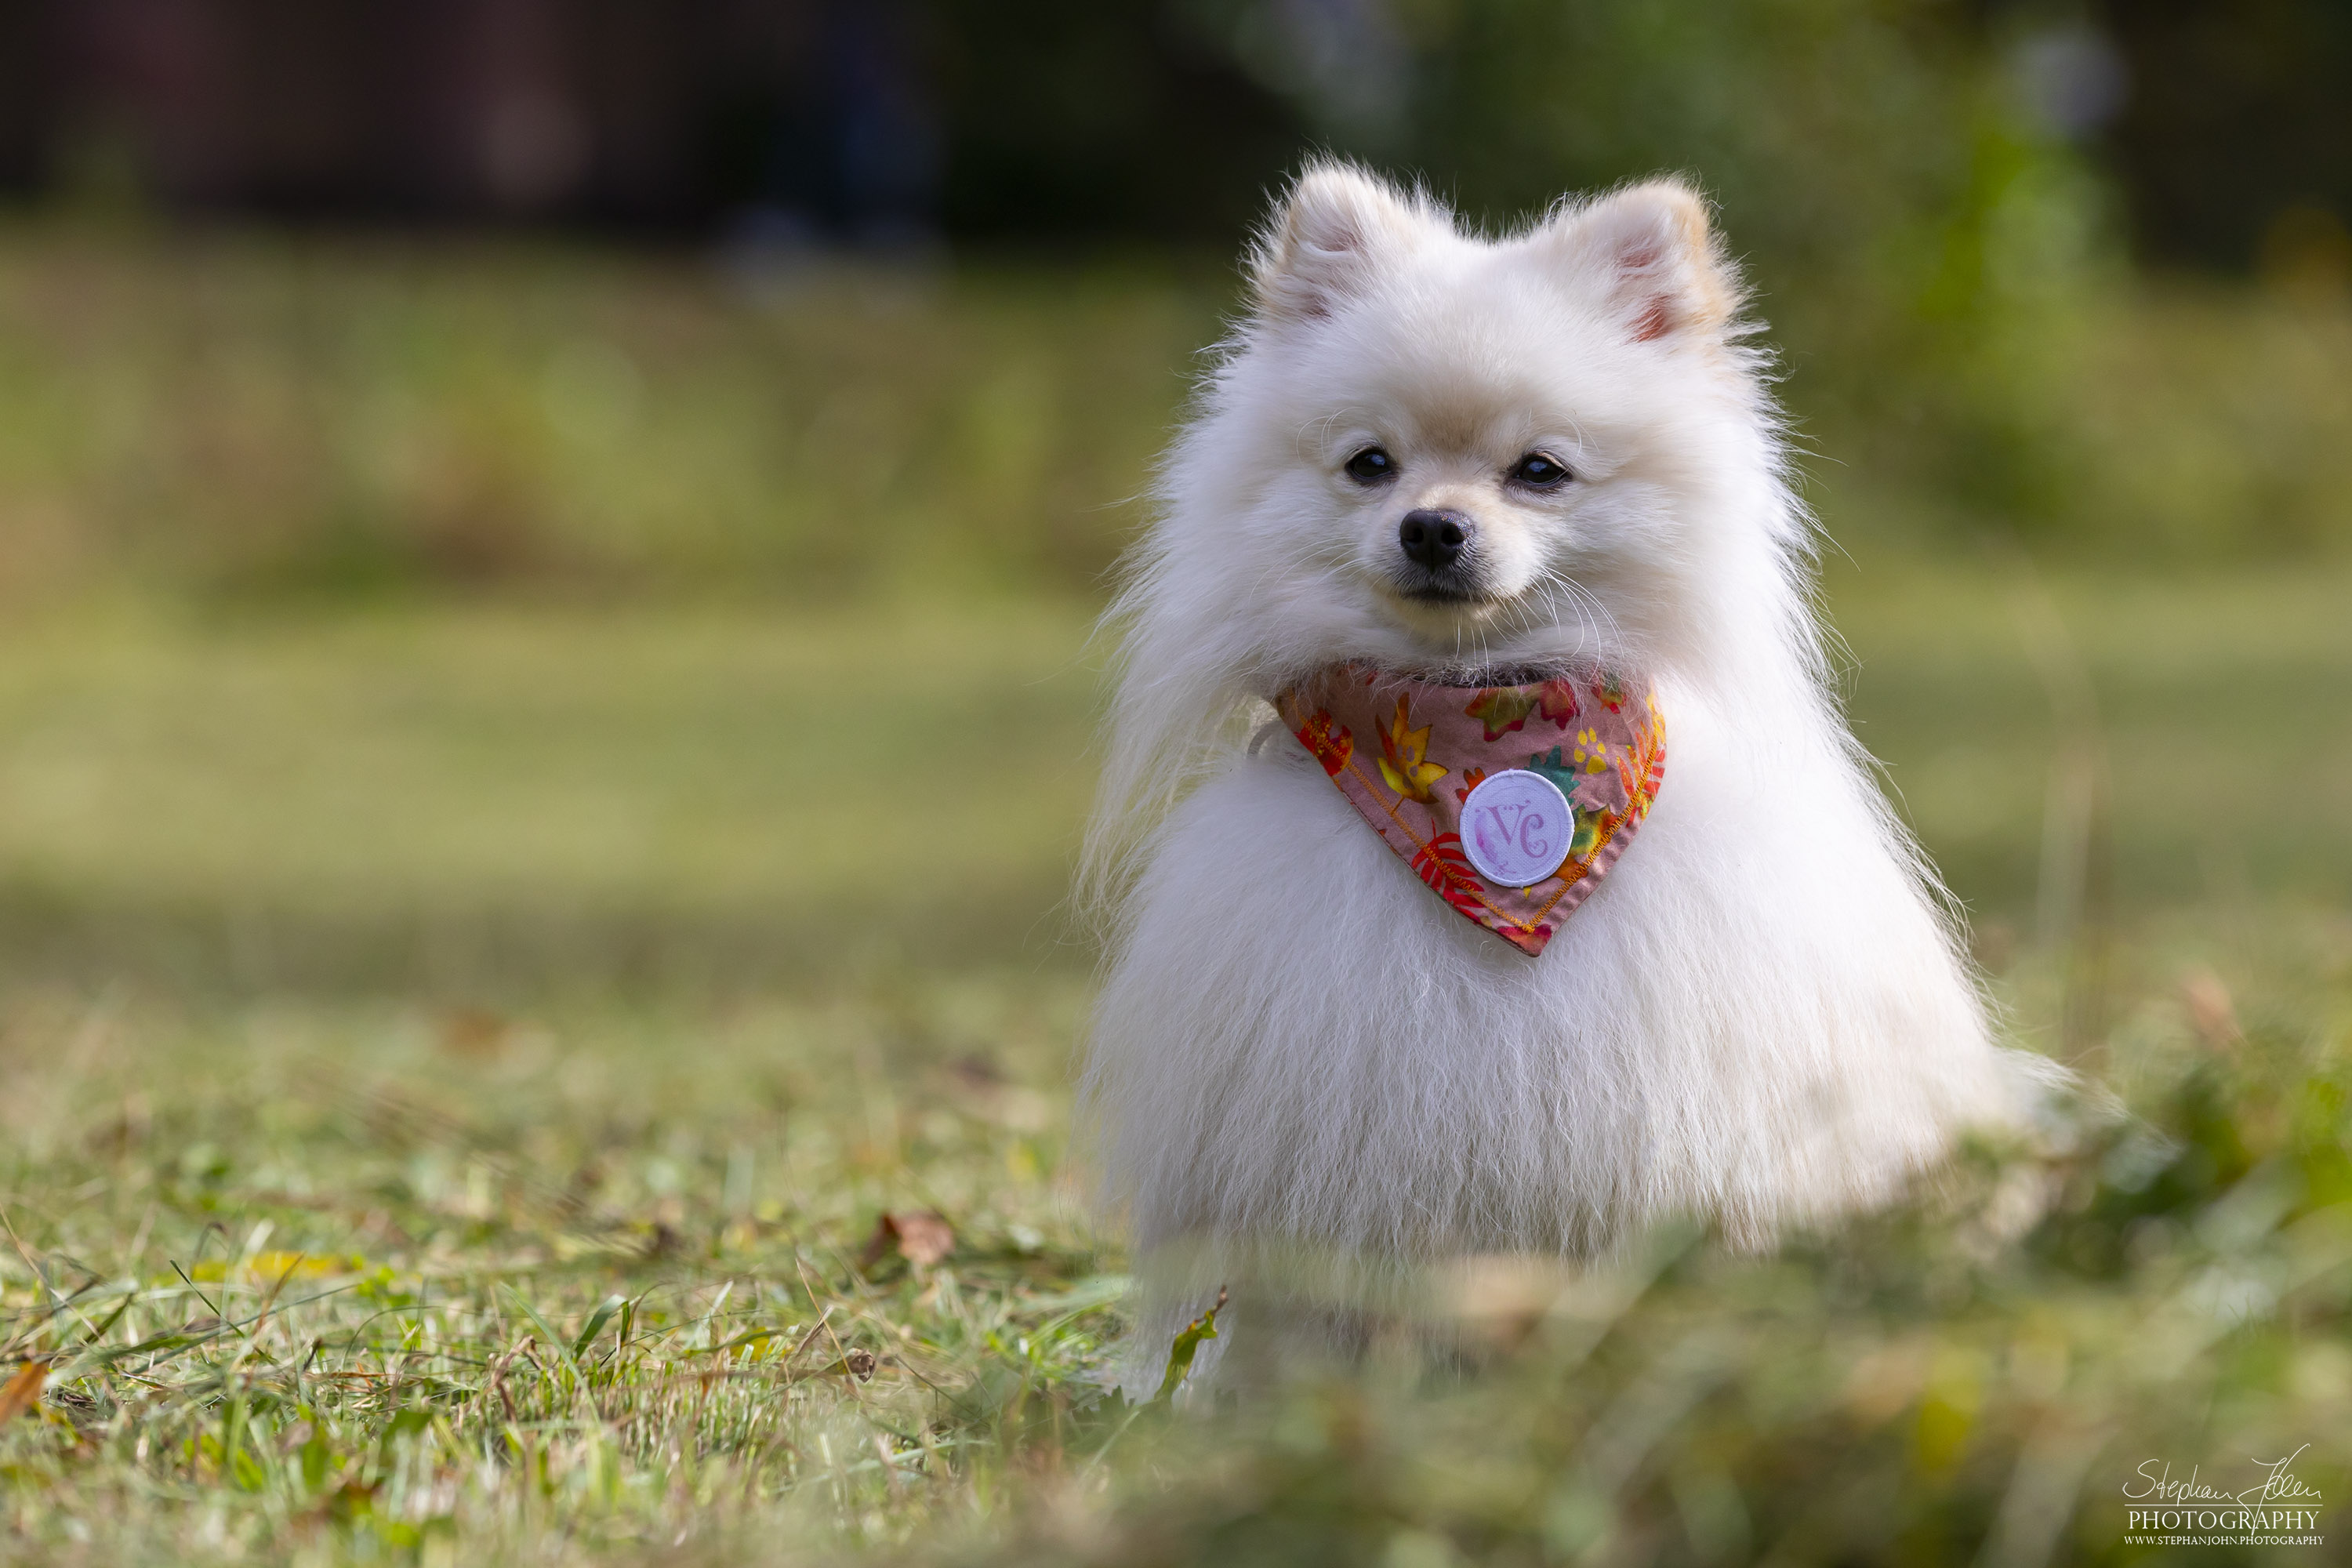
[1275,666,1666,956]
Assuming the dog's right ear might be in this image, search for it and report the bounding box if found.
[1250,164,1433,324]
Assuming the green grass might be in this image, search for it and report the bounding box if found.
[2,564,2343,1000]
[0,597,1105,996]
[0,229,2349,1563]
[1,564,2348,1563]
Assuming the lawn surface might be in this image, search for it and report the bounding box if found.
[2,560,2347,1565]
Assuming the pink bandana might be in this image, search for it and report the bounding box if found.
[1275,666,1666,956]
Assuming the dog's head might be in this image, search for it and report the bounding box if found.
[1167,163,1786,684]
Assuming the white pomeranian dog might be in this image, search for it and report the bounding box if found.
[1080,164,2034,1385]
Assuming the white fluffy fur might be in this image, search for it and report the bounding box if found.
[1079,165,2026,1381]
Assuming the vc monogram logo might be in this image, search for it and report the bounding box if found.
[1479,798,1553,861]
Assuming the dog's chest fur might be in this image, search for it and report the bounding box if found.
[1083,678,2009,1264]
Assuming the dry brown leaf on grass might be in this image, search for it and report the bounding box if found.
[857,1210,955,1272]
[942,1058,1054,1131]
[437,1007,514,1058]
[800,1348,878,1383]
[0,1359,49,1422]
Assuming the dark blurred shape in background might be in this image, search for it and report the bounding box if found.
[0,0,1307,247]
[2097,0,2352,272]
[0,0,948,241]
[0,0,2344,270]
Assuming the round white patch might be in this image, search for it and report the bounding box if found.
[1458,768,1574,888]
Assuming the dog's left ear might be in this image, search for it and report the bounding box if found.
[1548,179,1737,345]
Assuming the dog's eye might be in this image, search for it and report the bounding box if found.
[1343,447,1395,484]
[1511,452,1572,488]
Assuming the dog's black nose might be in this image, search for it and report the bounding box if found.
[1398,509,1471,571]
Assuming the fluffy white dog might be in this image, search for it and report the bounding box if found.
[1080,164,2031,1382]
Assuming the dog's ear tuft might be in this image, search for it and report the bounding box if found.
[1552,179,1737,345]
[1251,163,1435,324]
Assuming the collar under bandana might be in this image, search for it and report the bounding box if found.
[1275,666,1666,956]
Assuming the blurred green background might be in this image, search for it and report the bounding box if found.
[0,0,2345,1010]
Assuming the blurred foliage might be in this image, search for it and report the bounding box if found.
[0,5,2344,593]
[0,223,2347,612]
[1181,0,2129,542]
[0,7,2344,598]
[6,4,2348,561]
[1167,0,2349,548]
[0,232,1214,604]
